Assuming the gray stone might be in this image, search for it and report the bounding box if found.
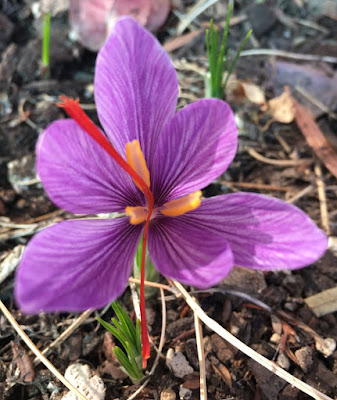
[295,346,314,373]
[166,349,193,378]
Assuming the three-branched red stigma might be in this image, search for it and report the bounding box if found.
[58,96,153,367]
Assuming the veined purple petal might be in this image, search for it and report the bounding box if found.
[37,120,143,214]
[150,99,238,205]
[182,193,327,270]
[15,218,142,312]
[95,17,178,166]
[148,216,234,288]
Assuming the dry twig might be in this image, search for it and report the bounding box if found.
[129,277,174,293]
[247,147,310,166]
[219,179,290,192]
[314,162,331,235]
[240,49,337,64]
[286,185,314,204]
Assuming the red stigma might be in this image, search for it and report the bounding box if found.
[140,210,153,367]
[58,96,153,368]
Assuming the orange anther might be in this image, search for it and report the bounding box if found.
[161,191,202,217]
[126,140,150,193]
[125,206,147,225]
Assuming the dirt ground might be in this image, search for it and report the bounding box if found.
[1,1,337,399]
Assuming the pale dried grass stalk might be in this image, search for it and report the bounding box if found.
[194,311,207,400]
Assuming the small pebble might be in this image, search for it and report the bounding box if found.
[145,307,156,332]
[61,363,105,400]
[166,348,194,378]
[295,346,314,373]
[271,315,282,335]
[277,353,290,370]
[316,337,336,357]
[284,302,299,311]
[179,386,192,400]
[160,387,176,400]
[270,333,281,344]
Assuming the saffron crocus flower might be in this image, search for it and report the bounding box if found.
[16,18,327,363]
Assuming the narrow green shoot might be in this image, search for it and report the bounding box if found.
[41,12,51,78]
[205,2,252,98]
[97,301,145,383]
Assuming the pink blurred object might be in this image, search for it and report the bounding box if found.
[69,0,171,51]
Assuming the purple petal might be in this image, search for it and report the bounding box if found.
[37,119,142,214]
[150,99,238,204]
[95,17,178,166]
[15,218,142,312]
[184,193,328,270]
[148,216,234,288]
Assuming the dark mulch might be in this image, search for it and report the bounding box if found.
[1,1,337,399]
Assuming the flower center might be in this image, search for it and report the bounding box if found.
[125,139,202,225]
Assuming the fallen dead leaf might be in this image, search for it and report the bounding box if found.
[182,373,200,390]
[267,86,295,123]
[293,99,337,179]
[243,82,266,105]
[227,80,266,105]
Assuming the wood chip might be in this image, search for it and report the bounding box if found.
[293,99,337,179]
[304,286,337,317]
[11,341,35,383]
[212,363,232,388]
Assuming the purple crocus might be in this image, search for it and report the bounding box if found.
[16,18,327,319]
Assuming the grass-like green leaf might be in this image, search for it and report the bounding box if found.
[41,12,51,78]
[97,301,145,384]
[205,2,251,98]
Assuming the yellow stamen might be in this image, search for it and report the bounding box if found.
[161,191,202,217]
[125,206,147,225]
[126,140,150,193]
